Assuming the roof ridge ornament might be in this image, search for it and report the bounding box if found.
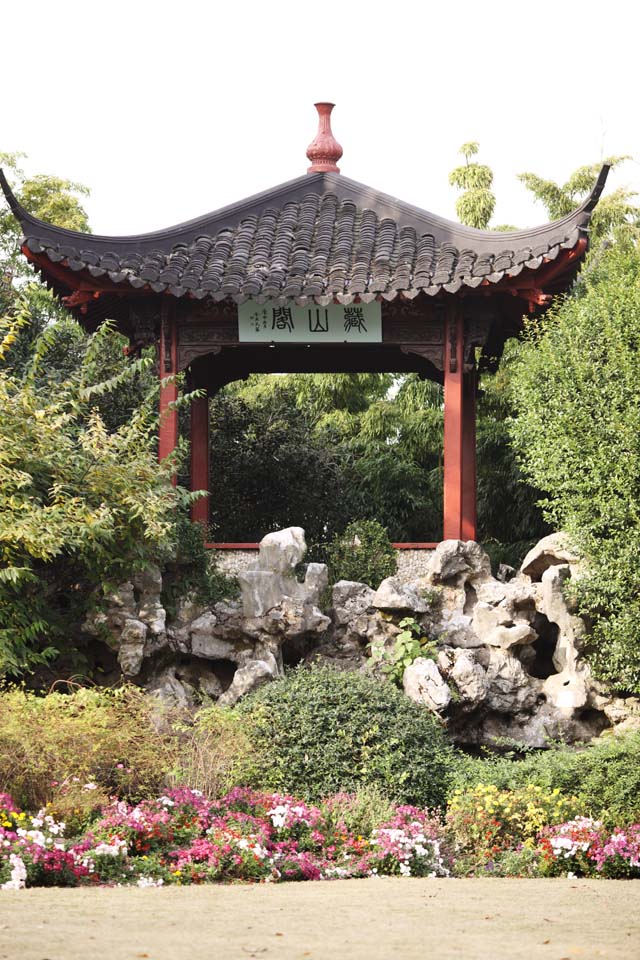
[306,103,343,174]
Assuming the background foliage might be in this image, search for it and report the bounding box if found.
[509,238,640,692]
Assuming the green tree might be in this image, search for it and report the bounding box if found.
[475,348,551,565]
[209,382,362,544]
[518,157,639,242]
[0,151,91,378]
[212,373,444,544]
[449,142,496,229]
[1,151,155,427]
[509,237,640,692]
[210,362,551,554]
[0,307,182,676]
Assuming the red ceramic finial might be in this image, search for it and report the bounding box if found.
[306,103,343,174]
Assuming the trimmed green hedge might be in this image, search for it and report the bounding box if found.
[326,519,396,588]
[236,666,454,808]
[450,731,640,825]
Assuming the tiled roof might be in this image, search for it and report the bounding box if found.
[0,168,609,307]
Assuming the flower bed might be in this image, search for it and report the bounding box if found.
[1,786,638,887]
[539,818,640,879]
[0,788,451,888]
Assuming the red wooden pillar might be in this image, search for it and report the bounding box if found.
[158,311,178,485]
[443,307,464,540]
[190,394,210,526]
[461,369,477,541]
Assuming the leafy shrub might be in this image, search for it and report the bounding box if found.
[235,666,454,808]
[326,519,396,588]
[319,787,396,839]
[0,686,178,810]
[483,846,541,878]
[0,686,249,811]
[0,311,180,675]
[509,238,640,692]
[370,616,437,685]
[446,783,579,875]
[170,706,251,799]
[449,731,640,825]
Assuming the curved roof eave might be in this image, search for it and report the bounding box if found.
[0,165,610,257]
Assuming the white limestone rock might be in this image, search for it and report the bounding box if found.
[147,666,196,708]
[427,540,492,585]
[449,651,489,706]
[303,563,329,605]
[543,670,590,717]
[198,672,225,700]
[107,581,136,613]
[371,576,429,613]
[217,653,280,707]
[117,619,148,677]
[331,581,376,625]
[257,527,306,574]
[192,635,237,662]
[239,527,329,619]
[133,563,163,596]
[485,649,539,714]
[483,622,537,650]
[434,612,484,649]
[520,532,580,582]
[403,657,451,713]
[240,570,286,618]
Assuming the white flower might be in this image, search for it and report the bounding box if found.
[322,866,350,879]
[267,805,288,829]
[158,796,175,808]
[18,828,46,848]
[137,877,164,888]
[1,855,27,890]
[83,783,98,792]
[234,836,269,860]
[94,839,127,857]
[399,862,412,877]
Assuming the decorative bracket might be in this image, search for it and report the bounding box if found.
[400,343,444,370]
[130,303,159,353]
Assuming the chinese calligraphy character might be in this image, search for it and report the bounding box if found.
[272,306,294,332]
[308,308,329,333]
[344,306,367,334]
[250,309,268,333]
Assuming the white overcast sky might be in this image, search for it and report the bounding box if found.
[2,0,639,236]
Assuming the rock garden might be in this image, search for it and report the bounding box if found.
[2,527,640,891]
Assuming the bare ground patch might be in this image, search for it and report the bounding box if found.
[1,878,638,960]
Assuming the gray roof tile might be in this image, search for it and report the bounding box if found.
[0,167,609,309]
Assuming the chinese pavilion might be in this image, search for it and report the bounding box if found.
[0,104,608,547]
